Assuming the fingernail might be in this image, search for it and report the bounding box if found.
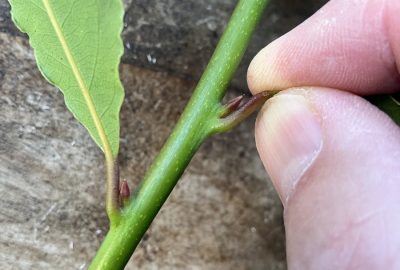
[256,93,322,205]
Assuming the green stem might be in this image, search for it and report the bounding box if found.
[106,160,120,226]
[89,0,270,268]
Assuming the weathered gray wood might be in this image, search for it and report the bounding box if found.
[0,0,327,269]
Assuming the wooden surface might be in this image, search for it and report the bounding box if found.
[0,0,327,268]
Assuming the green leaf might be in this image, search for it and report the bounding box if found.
[9,0,125,158]
[367,94,400,126]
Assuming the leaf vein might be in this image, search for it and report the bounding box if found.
[41,0,113,160]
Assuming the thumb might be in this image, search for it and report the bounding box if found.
[255,88,400,269]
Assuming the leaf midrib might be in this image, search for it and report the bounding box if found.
[41,0,114,159]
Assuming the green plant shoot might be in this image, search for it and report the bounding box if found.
[8,0,274,268]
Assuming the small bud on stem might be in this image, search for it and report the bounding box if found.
[220,95,245,117]
[213,91,277,133]
[119,180,130,206]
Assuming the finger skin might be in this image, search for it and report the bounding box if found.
[248,0,400,94]
[255,88,400,269]
[250,0,400,268]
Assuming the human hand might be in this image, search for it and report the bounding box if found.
[247,0,400,269]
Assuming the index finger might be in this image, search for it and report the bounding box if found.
[247,0,400,95]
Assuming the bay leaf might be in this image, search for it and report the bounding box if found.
[9,0,125,157]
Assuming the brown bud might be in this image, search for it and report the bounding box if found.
[220,95,244,117]
[120,180,130,203]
